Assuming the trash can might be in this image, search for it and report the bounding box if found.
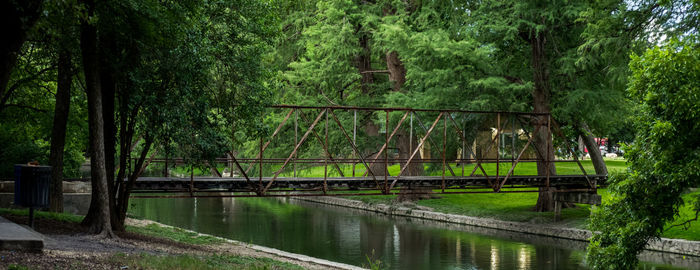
[14,164,51,228]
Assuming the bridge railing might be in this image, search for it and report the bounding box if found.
[133,105,600,196]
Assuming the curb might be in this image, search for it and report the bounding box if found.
[0,216,44,252]
[126,218,364,270]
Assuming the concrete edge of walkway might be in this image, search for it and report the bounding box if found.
[0,216,44,252]
[292,196,700,257]
[125,218,364,270]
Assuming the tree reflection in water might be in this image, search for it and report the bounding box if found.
[128,197,696,270]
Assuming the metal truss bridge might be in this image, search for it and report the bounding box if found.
[128,105,605,198]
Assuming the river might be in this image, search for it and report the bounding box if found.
[128,196,698,269]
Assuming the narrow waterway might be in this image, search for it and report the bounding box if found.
[128,197,697,269]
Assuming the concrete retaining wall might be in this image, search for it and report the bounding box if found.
[293,196,700,257]
[0,193,91,215]
[0,180,92,215]
[0,181,90,193]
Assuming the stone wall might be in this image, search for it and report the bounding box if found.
[0,193,91,215]
[0,181,91,215]
[0,181,90,193]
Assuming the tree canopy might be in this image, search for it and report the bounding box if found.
[587,36,699,269]
[1,1,698,268]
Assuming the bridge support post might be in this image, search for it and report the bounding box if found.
[554,192,602,221]
[554,200,562,221]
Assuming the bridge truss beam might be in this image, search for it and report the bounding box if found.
[127,105,603,198]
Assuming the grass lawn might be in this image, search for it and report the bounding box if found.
[109,253,303,270]
[348,188,700,241]
[337,159,700,241]
[0,208,229,246]
[276,158,628,177]
[0,208,303,270]
[0,208,233,246]
[163,158,628,178]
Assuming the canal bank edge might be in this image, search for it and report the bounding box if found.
[292,197,700,257]
[125,218,364,270]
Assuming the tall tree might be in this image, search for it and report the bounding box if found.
[583,0,700,267]
[0,0,87,184]
[282,0,434,179]
[73,0,276,231]
[47,0,80,213]
[587,36,699,269]
[453,0,636,210]
[48,48,72,213]
[80,0,114,237]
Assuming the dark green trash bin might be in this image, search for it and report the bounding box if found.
[14,164,51,228]
[14,165,51,207]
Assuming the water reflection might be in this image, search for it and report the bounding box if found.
[128,197,695,270]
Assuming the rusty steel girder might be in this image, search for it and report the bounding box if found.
[127,105,602,198]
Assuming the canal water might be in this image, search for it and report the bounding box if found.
[128,197,698,269]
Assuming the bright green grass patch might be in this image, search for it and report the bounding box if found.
[0,207,225,244]
[110,253,303,270]
[660,191,700,240]
[0,208,83,223]
[347,188,700,241]
[275,158,627,178]
[349,188,590,225]
[125,223,224,245]
[165,158,627,178]
[7,264,30,270]
[169,165,229,177]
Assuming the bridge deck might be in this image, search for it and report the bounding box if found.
[126,106,603,197]
[131,175,605,193]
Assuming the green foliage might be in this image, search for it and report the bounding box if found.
[468,0,632,133]
[0,207,84,223]
[587,37,700,269]
[269,0,638,175]
[7,264,30,270]
[0,0,88,178]
[0,99,87,178]
[83,0,278,175]
[363,249,387,270]
[347,188,700,241]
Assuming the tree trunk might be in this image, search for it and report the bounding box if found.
[99,62,118,229]
[385,51,406,92]
[0,0,42,112]
[397,131,431,201]
[48,49,72,213]
[79,1,114,237]
[112,88,136,231]
[385,50,429,200]
[397,131,424,176]
[580,123,608,175]
[367,152,389,176]
[113,137,152,232]
[101,75,115,188]
[530,31,557,212]
[356,31,374,93]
